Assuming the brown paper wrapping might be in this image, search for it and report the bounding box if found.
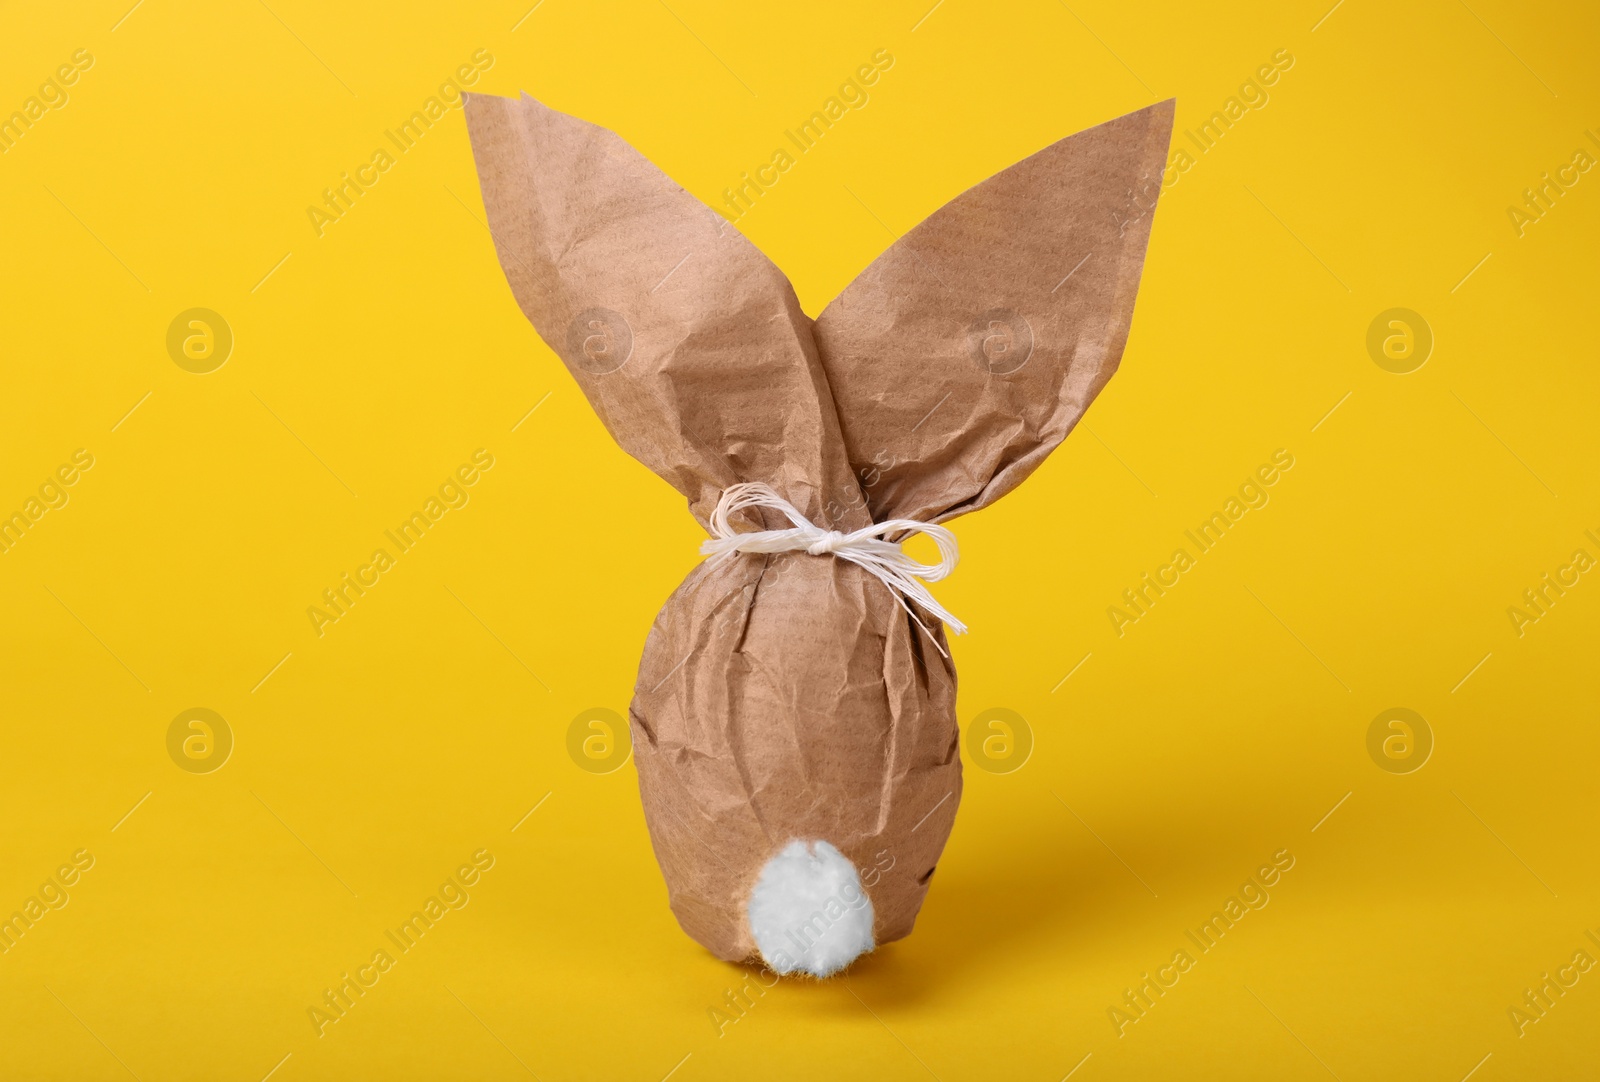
[465,91,1173,964]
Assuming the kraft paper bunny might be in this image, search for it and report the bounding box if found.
[465,91,1173,975]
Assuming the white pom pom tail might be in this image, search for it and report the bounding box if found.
[747,839,875,978]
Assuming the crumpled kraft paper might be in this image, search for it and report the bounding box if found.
[465,90,1173,963]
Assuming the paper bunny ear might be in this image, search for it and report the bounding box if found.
[463,92,864,530]
[812,100,1175,524]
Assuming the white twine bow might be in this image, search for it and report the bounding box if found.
[700,482,966,650]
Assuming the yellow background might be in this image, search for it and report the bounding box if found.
[2,0,1597,1078]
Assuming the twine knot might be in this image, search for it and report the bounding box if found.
[700,482,965,650]
[806,530,847,556]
